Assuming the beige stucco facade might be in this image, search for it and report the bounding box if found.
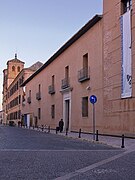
[22,17,103,132]
[21,0,135,137]
[3,0,135,137]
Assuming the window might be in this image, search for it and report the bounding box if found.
[52,75,55,86]
[36,84,41,100]
[61,66,70,89]
[38,108,41,119]
[121,0,132,14]
[65,66,69,79]
[78,53,90,82]
[17,66,20,72]
[19,95,21,104]
[83,53,88,69]
[51,105,55,119]
[38,84,41,93]
[48,75,55,94]
[82,97,88,117]
[12,66,15,71]
[82,53,89,79]
[29,90,31,98]
[22,94,25,102]
[27,90,31,104]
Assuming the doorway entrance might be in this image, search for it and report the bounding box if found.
[65,99,70,130]
[62,91,71,131]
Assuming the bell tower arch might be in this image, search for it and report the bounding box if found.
[7,54,25,88]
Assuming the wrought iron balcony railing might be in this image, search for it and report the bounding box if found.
[61,78,70,89]
[27,97,31,104]
[48,85,55,94]
[78,67,90,82]
[36,92,41,100]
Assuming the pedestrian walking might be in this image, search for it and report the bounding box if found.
[59,119,64,132]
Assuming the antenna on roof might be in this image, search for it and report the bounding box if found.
[15,53,17,59]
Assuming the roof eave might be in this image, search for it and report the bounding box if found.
[21,14,102,87]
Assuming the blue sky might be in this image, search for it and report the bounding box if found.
[0,0,103,109]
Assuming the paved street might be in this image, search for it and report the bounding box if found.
[0,125,134,180]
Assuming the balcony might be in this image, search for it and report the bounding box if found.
[36,92,41,100]
[48,85,55,95]
[61,78,70,89]
[27,97,31,104]
[78,67,90,82]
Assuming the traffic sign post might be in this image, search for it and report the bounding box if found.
[93,103,95,140]
[89,95,97,141]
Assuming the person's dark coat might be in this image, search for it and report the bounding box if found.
[59,119,64,132]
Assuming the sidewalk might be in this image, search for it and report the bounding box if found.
[49,129,135,150]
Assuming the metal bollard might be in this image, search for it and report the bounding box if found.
[121,134,125,148]
[48,126,50,133]
[66,128,68,136]
[78,128,81,138]
[96,130,99,141]
[41,125,44,132]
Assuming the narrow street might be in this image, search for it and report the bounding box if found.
[0,125,134,180]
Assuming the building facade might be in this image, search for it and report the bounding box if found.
[15,0,135,137]
[22,0,135,136]
[2,54,24,124]
[102,0,135,136]
[2,55,43,125]
[22,15,103,131]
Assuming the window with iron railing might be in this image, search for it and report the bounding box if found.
[78,53,90,82]
[48,75,55,94]
[61,66,70,89]
[36,92,41,100]
[36,84,41,100]
[78,67,90,82]
[48,85,55,94]
[27,97,31,104]
[61,77,70,89]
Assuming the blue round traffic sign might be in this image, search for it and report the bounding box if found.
[90,95,97,104]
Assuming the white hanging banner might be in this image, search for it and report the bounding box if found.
[120,10,132,98]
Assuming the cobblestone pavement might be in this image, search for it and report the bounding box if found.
[0,125,134,180]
